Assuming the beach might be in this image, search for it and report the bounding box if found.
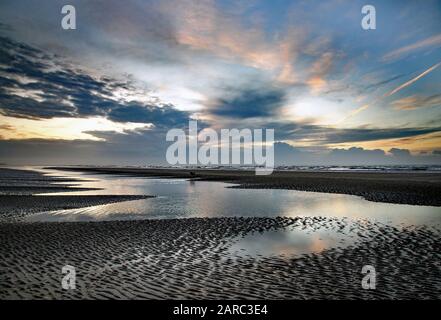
[0,168,152,222]
[1,167,440,299]
[49,167,441,206]
[1,217,440,299]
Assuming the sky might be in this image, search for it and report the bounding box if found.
[0,0,440,165]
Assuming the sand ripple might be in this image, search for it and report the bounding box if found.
[1,217,439,299]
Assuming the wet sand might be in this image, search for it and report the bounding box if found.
[0,168,100,195]
[48,167,441,206]
[0,168,153,222]
[1,217,440,299]
[1,167,440,299]
[0,195,153,222]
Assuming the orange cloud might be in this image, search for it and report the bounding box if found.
[170,0,305,84]
[391,94,441,110]
[306,77,326,94]
[310,52,334,76]
[306,52,334,93]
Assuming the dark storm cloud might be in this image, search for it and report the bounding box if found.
[0,35,190,128]
[107,103,190,128]
[209,87,286,119]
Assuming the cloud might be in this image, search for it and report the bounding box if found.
[321,127,441,145]
[108,103,190,128]
[306,77,327,94]
[208,87,286,119]
[0,35,110,119]
[0,35,192,132]
[0,133,168,166]
[0,115,151,141]
[1,32,440,162]
[347,65,437,120]
[266,121,441,145]
[382,34,441,61]
[272,143,441,166]
[2,137,440,166]
[0,1,440,166]
[306,52,335,94]
[391,94,441,110]
[171,0,300,75]
[327,147,388,165]
[389,148,411,157]
[310,52,334,76]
